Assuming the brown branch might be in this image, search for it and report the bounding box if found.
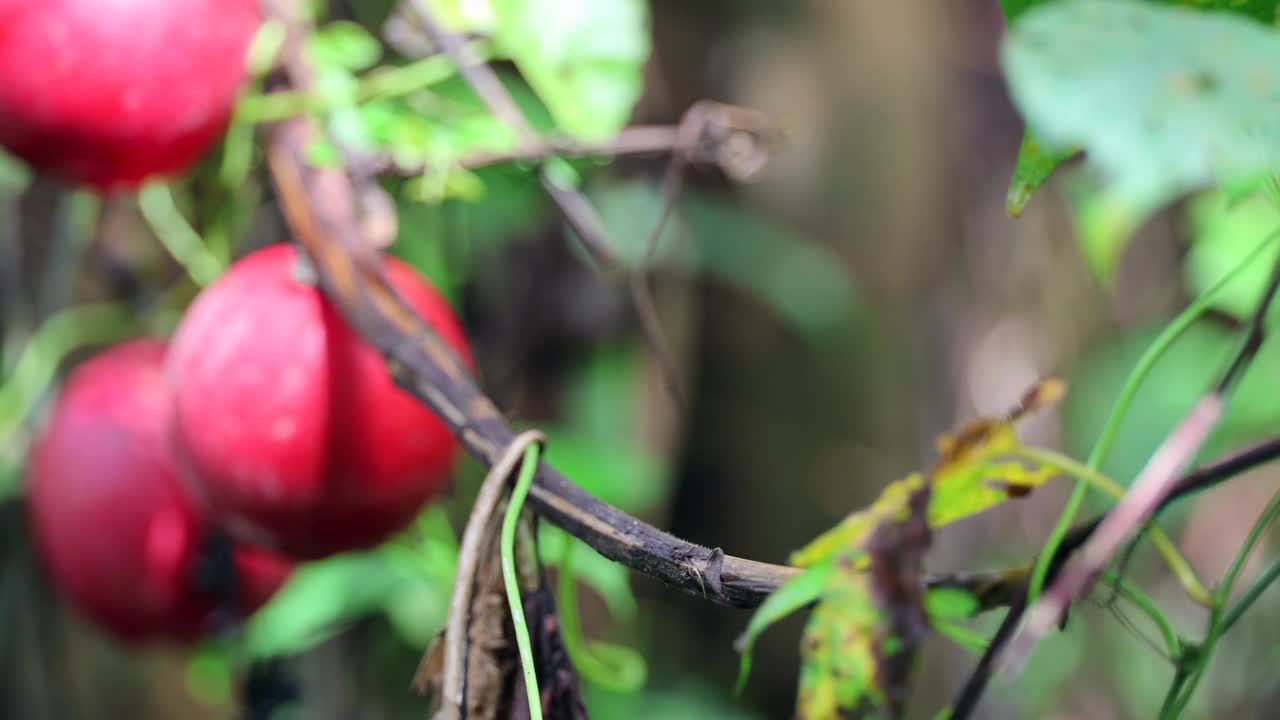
[456,126,680,168]
[255,0,1047,616]
[260,0,786,609]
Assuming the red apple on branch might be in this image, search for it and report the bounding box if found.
[168,244,474,559]
[0,0,260,189]
[27,339,291,643]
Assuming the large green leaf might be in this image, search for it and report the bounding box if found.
[1002,0,1280,279]
[492,0,650,140]
[1000,0,1279,219]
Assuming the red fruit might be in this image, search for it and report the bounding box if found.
[0,0,260,190]
[27,339,291,643]
[168,244,474,559]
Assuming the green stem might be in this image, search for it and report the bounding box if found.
[501,443,543,720]
[234,43,493,125]
[1015,447,1211,604]
[0,304,136,490]
[1221,555,1280,633]
[0,303,135,441]
[1027,227,1280,604]
[1100,569,1181,660]
[137,183,224,286]
[555,539,647,692]
[1166,488,1280,717]
[1219,488,1280,605]
[1158,666,1192,720]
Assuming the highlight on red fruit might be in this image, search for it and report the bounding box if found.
[0,0,260,189]
[27,339,291,643]
[167,244,474,560]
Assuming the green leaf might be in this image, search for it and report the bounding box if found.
[931,618,989,655]
[305,139,343,167]
[734,561,834,696]
[0,148,31,193]
[246,509,457,656]
[244,552,414,658]
[492,0,650,140]
[1162,0,1279,24]
[1185,187,1280,319]
[924,588,980,620]
[682,193,860,342]
[1067,179,1142,282]
[185,643,235,709]
[796,480,931,719]
[308,20,382,72]
[792,379,1065,568]
[797,575,884,717]
[999,0,1045,22]
[539,525,638,623]
[582,182,861,341]
[925,588,987,655]
[1002,0,1280,279]
[541,346,672,513]
[1006,132,1076,217]
[430,0,497,32]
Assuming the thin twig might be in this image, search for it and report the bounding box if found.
[400,2,782,406]
[1217,250,1280,393]
[951,432,1280,719]
[406,1,531,140]
[405,0,614,264]
[622,102,723,408]
[1004,395,1223,670]
[456,127,680,168]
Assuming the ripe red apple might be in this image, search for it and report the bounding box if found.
[167,244,474,559]
[27,339,291,643]
[0,0,260,189]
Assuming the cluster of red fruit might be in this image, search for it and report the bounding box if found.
[3,0,474,643]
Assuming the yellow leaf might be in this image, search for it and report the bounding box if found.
[791,379,1066,569]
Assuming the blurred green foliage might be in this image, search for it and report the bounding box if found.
[1002,0,1280,279]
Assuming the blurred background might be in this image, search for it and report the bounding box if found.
[3,1,1280,718]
